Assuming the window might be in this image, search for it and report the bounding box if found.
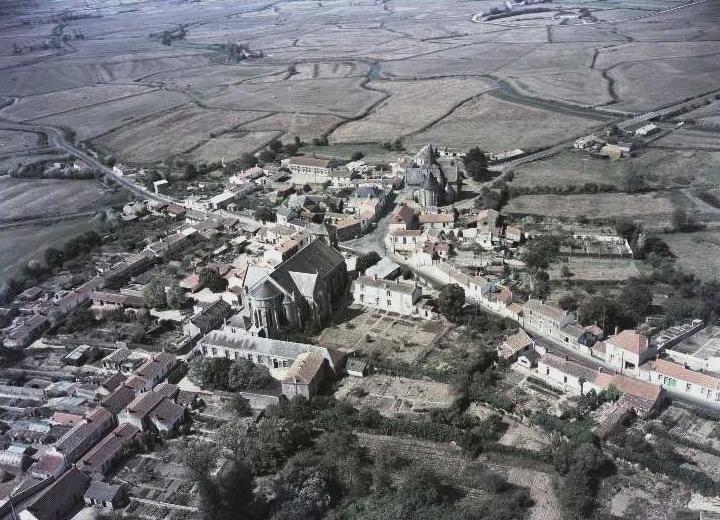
[563,375,567,384]
[387,300,391,307]
[545,367,550,376]
[386,290,391,297]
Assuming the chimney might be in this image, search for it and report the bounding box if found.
[614,326,619,336]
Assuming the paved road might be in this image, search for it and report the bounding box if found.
[0,118,174,205]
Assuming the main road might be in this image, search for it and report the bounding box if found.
[0,117,174,205]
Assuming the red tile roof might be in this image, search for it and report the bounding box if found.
[608,330,649,355]
[651,359,719,389]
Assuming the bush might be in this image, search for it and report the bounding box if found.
[356,251,381,272]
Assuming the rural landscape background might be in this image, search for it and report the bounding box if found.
[2,0,720,283]
[3,1,720,520]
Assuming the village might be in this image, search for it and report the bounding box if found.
[1,123,720,520]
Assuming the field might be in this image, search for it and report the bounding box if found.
[504,192,679,223]
[0,177,125,279]
[93,107,265,163]
[511,147,720,189]
[0,129,40,154]
[0,0,714,167]
[664,231,720,282]
[405,96,599,153]
[330,77,493,143]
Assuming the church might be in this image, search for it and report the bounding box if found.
[239,239,349,338]
[401,143,459,207]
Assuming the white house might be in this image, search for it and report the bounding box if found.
[353,275,422,316]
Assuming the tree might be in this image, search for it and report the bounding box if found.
[560,264,574,287]
[672,208,700,232]
[254,206,276,223]
[283,143,299,156]
[559,293,578,311]
[166,284,186,309]
[522,235,560,271]
[142,280,166,309]
[199,267,228,293]
[235,153,257,172]
[438,284,465,321]
[269,139,284,154]
[189,357,232,390]
[44,247,64,268]
[350,151,364,161]
[623,165,645,193]
[184,163,198,180]
[225,394,253,417]
[259,149,277,163]
[356,251,381,272]
[463,147,489,181]
[228,358,274,391]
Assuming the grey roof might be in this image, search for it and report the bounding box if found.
[354,186,383,199]
[27,467,90,520]
[250,239,344,300]
[84,481,124,502]
[355,275,417,295]
[190,300,232,331]
[365,257,400,279]
[199,330,337,369]
[422,172,440,191]
[249,280,282,301]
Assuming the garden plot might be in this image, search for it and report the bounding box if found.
[548,257,643,283]
[407,96,598,152]
[336,375,457,416]
[331,77,492,143]
[201,78,382,118]
[319,304,446,365]
[93,107,266,163]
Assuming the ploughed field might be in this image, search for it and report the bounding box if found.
[0,0,718,164]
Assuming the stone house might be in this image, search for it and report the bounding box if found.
[353,275,422,316]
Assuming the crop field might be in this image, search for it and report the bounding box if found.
[94,107,265,163]
[0,219,97,282]
[504,192,678,223]
[2,84,154,121]
[188,131,280,163]
[35,91,190,141]
[0,0,712,167]
[664,231,720,282]
[0,177,114,220]
[511,148,720,189]
[407,96,599,152]
[331,77,492,143]
[0,129,39,154]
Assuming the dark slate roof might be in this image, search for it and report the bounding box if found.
[27,467,90,520]
[249,280,282,301]
[84,481,124,502]
[267,239,344,297]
